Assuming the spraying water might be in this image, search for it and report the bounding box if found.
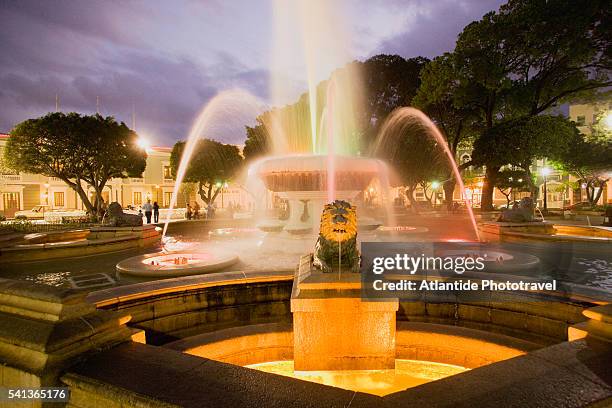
[375,107,480,241]
[162,89,264,237]
[326,79,336,203]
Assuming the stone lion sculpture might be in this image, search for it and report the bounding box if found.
[102,202,143,227]
[313,200,360,273]
[497,196,536,223]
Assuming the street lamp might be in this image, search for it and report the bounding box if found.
[137,137,150,151]
[431,181,440,205]
[603,111,612,130]
[541,166,551,212]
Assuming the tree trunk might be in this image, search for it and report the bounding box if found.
[592,179,607,205]
[72,182,94,216]
[481,166,500,211]
[405,185,418,214]
[443,179,456,211]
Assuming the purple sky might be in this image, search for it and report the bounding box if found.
[0,0,505,146]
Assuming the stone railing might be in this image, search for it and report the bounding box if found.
[0,173,21,182]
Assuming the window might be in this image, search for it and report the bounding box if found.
[576,115,585,126]
[133,192,142,205]
[164,192,173,207]
[53,192,65,207]
[163,166,173,179]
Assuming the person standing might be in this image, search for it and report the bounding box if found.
[153,201,160,223]
[142,200,153,224]
[186,203,192,220]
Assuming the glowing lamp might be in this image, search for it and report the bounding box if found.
[137,137,150,150]
[603,112,612,130]
[431,181,440,189]
[540,167,552,177]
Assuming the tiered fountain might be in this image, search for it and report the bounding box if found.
[254,155,386,234]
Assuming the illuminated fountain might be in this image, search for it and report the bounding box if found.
[116,251,239,277]
[253,155,387,234]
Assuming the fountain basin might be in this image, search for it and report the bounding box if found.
[255,154,384,192]
[116,251,239,277]
[480,222,612,244]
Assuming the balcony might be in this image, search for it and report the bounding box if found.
[0,174,22,182]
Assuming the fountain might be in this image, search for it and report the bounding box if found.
[253,154,386,234]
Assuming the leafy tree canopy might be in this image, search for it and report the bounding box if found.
[170,138,243,205]
[6,112,146,218]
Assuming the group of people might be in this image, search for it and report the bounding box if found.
[138,200,242,224]
[140,200,160,224]
[186,202,216,220]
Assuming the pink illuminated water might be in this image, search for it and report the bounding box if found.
[162,90,264,237]
[375,107,480,241]
[326,79,336,202]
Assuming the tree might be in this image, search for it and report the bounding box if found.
[471,115,578,199]
[413,53,478,209]
[243,120,271,162]
[360,55,429,149]
[374,114,448,210]
[556,114,612,205]
[6,112,146,218]
[179,182,198,206]
[170,139,242,206]
[451,0,610,209]
[494,169,530,207]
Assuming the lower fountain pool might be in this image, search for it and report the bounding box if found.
[246,359,469,396]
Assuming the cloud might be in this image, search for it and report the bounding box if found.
[373,0,505,58]
[0,0,506,147]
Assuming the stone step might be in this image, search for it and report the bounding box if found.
[583,304,612,324]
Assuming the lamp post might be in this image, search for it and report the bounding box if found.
[541,167,551,212]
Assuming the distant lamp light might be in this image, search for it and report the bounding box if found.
[603,112,612,130]
[215,181,222,188]
[44,183,50,188]
[518,178,523,183]
[155,184,160,189]
[137,137,150,150]
[540,167,552,177]
[431,181,440,189]
[581,183,587,189]
[476,181,484,187]
[223,182,229,188]
[368,187,375,193]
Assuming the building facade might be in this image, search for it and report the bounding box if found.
[0,134,252,218]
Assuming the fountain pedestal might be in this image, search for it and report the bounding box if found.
[291,255,398,371]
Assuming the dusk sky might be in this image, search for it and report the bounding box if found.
[0,0,505,146]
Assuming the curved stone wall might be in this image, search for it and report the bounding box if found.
[165,321,536,369]
[88,271,594,347]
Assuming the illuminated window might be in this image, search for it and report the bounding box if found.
[53,192,65,207]
[163,166,173,179]
[164,192,173,207]
[133,192,142,205]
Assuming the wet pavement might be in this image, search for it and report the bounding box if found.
[0,214,610,299]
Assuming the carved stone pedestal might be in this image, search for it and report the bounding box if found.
[291,255,398,371]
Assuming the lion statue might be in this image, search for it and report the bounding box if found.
[102,202,143,227]
[497,196,537,223]
[313,200,360,273]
